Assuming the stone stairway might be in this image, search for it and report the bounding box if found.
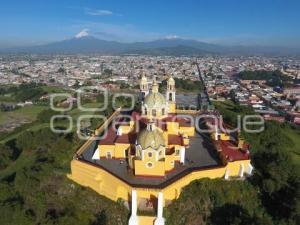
[128,191,165,225]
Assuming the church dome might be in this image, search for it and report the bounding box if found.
[137,126,165,150]
[144,92,166,108]
[168,76,175,84]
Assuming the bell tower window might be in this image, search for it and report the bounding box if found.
[147,122,155,131]
[152,109,157,117]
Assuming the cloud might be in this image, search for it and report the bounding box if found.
[75,29,89,38]
[85,8,114,16]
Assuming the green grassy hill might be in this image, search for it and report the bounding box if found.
[0,84,129,225]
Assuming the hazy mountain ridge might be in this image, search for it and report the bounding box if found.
[1,36,299,56]
[123,45,213,56]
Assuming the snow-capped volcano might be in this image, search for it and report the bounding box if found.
[75,29,89,39]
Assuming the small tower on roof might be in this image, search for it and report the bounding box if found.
[140,72,149,101]
[166,75,176,102]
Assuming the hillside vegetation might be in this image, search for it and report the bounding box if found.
[0,128,129,225]
[166,100,300,225]
[238,70,293,87]
[0,84,129,225]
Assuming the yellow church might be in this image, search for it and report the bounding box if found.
[68,74,253,225]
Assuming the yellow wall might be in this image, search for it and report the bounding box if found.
[238,139,245,149]
[99,145,115,158]
[68,160,131,201]
[169,103,176,113]
[98,143,129,159]
[114,143,130,158]
[178,126,195,136]
[165,155,177,171]
[211,132,231,141]
[68,159,251,203]
[167,122,179,135]
[119,125,132,134]
[137,216,156,225]
[166,122,195,137]
[134,159,165,176]
[183,136,189,146]
[221,133,230,141]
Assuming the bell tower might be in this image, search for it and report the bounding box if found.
[166,76,176,113]
[166,75,176,113]
[140,73,149,101]
[166,76,176,102]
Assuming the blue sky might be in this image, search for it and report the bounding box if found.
[0,0,299,47]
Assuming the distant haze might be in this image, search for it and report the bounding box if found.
[0,1,299,49]
[1,35,299,56]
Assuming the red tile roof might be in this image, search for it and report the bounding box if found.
[115,132,137,144]
[218,140,250,161]
[99,127,117,145]
[168,134,183,145]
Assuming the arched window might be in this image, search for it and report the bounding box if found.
[152,109,157,117]
[169,93,173,101]
[162,108,165,115]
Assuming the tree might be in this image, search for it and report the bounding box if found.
[165,179,270,225]
[0,144,13,170]
[238,70,293,88]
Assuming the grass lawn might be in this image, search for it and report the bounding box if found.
[0,105,47,124]
[0,102,104,143]
[0,94,15,102]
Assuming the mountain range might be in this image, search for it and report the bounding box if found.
[1,36,299,56]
